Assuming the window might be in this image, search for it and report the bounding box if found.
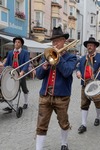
[52,18,60,28]
[77,32,80,39]
[70,6,75,16]
[0,0,2,5]
[16,1,20,11]
[91,16,93,24]
[15,0,25,19]
[69,28,75,38]
[35,11,44,27]
[0,0,6,7]
[63,23,67,33]
[64,1,67,14]
[98,26,100,32]
[15,0,24,12]
[69,29,73,38]
[52,0,60,3]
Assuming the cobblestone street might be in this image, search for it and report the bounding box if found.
[0,73,100,150]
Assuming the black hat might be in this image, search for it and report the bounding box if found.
[49,26,69,40]
[13,36,24,45]
[83,37,99,48]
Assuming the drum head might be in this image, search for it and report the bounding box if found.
[1,66,20,101]
[85,80,100,97]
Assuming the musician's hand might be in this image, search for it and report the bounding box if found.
[53,45,59,52]
[42,61,50,70]
[76,71,82,79]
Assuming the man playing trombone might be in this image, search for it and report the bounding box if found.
[35,26,77,150]
[3,36,29,113]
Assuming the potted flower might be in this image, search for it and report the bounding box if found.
[15,11,26,20]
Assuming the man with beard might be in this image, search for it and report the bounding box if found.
[76,37,100,134]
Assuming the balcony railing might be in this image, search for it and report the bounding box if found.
[51,1,62,9]
[68,15,77,20]
[69,0,76,3]
[32,26,47,33]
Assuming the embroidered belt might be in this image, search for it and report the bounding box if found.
[47,86,53,95]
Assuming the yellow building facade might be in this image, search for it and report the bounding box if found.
[31,0,78,42]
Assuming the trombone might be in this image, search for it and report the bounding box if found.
[11,39,79,80]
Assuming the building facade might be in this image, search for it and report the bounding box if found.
[0,0,29,57]
[31,0,78,42]
[1,0,99,57]
[77,0,98,55]
[97,1,100,42]
[68,0,77,39]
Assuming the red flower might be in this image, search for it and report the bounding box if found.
[15,11,25,19]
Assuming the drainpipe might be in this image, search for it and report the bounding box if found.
[29,0,31,39]
[96,10,99,40]
[79,13,83,56]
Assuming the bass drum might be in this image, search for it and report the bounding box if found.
[1,66,20,101]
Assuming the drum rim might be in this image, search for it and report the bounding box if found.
[85,80,100,97]
[1,66,20,101]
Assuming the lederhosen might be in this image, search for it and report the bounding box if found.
[81,54,100,110]
[12,50,29,94]
[36,66,70,135]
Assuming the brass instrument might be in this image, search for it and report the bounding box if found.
[11,39,79,80]
[44,39,79,65]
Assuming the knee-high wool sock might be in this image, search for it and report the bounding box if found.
[82,110,88,127]
[36,135,46,150]
[61,129,68,146]
[96,108,100,119]
[23,93,28,104]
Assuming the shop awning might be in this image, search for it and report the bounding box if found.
[42,42,52,46]
[0,34,49,52]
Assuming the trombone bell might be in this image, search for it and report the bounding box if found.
[44,47,59,65]
[44,40,80,65]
